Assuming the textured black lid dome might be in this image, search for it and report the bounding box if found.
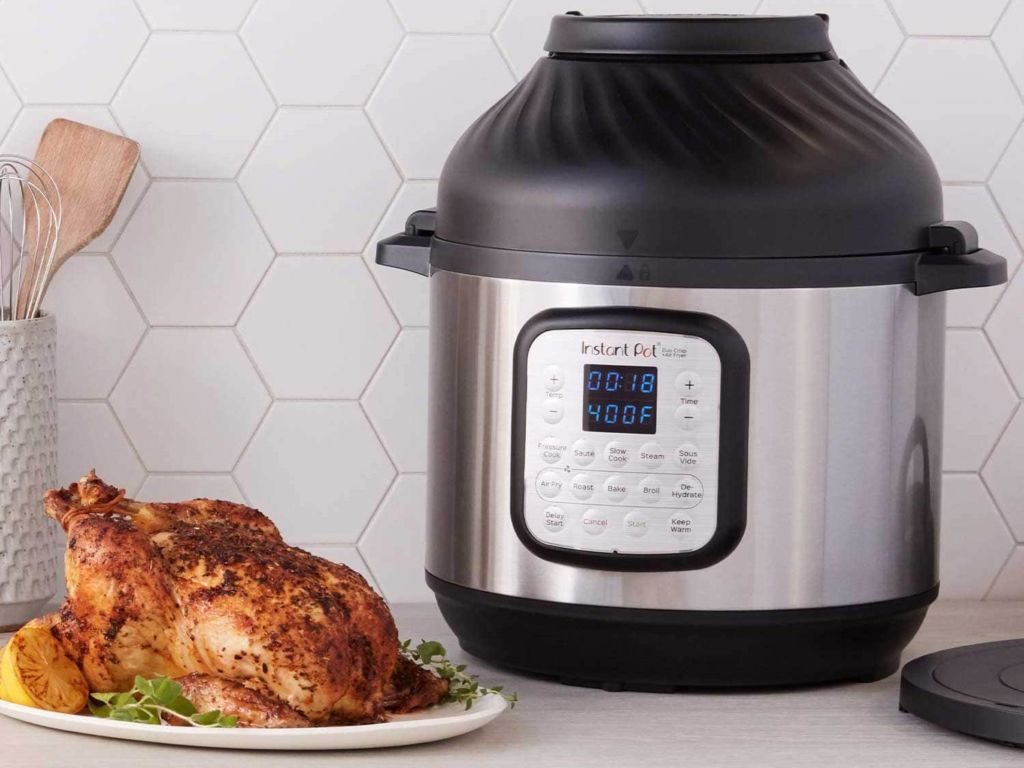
[435,13,943,261]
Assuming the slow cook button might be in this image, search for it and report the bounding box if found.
[675,442,700,468]
[536,470,564,499]
[605,441,629,467]
[623,511,649,538]
[581,508,609,536]
[638,442,665,468]
[668,512,694,538]
[538,436,567,464]
[542,398,564,424]
[543,505,566,533]
[604,475,628,502]
[675,404,700,430]
[670,475,704,509]
[638,476,661,504]
[571,474,595,500]
[571,439,596,467]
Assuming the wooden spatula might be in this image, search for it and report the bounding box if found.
[16,119,140,317]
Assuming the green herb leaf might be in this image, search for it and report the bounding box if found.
[400,639,518,710]
[89,676,239,728]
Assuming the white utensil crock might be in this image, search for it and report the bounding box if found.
[0,312,57,630]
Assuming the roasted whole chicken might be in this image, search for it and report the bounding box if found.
[38,472,446,727]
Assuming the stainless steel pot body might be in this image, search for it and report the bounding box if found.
[426,271,945,611]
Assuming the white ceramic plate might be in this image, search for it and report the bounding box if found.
[0,694,507,750]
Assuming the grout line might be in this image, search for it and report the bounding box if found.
[882,0,909,37]
[236,29,280,112]
[979,398,1022,475]
[238,0,261,33]
[229,392,273,475]
[490,0,513,34]
[872,36,907,95]
[104,397,152,476]
[983,544,1017,599]
[108,27,152,109]
[978,459,1019,540]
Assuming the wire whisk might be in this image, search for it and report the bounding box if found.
[0,155,61,322]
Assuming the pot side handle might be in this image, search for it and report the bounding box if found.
[375,208,436,277]
[914,221,1007,296]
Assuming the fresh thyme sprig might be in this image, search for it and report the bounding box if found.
[401,639,518,711]
[89,675,238,728]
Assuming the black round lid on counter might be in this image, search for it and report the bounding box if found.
[901,641,1024,746]
[436,13,943,263]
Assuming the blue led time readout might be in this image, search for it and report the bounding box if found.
[582,364,658,434]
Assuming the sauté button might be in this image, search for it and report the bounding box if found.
[623,511,649,537]
[543,365,565,392]
[675,442,700,468]
[542,398,564,424]
[571,439,596,467]
[675,404,699,430]
[538,436,566,464]
[605,440,630,467]
[669,475,704,509]
[675,371,702,395]
[581,508,609,536]
[604,475,629,502]
[536,470,564,499]
[638,476,662,504]
[543,505,566,533]
[668,512,694,538]
[571,474,595,500]
[638,442,665,469]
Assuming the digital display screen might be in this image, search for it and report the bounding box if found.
[583,364,657,434]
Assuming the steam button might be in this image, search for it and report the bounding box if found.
[542,398,564,424]
[638,442,665,469]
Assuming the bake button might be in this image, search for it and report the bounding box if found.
[675,404,700,430]
[604,441,630,467]
[670,475,704,509]
[675,371,702,395]
[570,474,595,500]
[604,475,629,503]
[538,436,566,464]
[536,470,564,499]
[668,512,694,538]
[543,505,566,533]
[623,511,649,538]
[571,439,596,466]
[542,365,565,392]
[675,442,700,468]
[542,398,564,424]
[638,476,662,504]
[581,508,609,536]
[638,442,665,468]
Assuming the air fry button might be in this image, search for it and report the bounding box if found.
[670,475,704,509]
[536,470,564,499]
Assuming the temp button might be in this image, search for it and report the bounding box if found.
[542,398,564,424]
[543,365,565,392]
[675,404,699,430]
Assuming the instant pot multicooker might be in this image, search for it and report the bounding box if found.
[376,13,1008,689]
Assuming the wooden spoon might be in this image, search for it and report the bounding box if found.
[16,119,140,318]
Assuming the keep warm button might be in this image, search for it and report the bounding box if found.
[669,475,704,509]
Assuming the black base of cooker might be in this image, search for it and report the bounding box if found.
[427,573,938,690]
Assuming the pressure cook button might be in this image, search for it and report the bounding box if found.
[571,439,596,466]
[638,476,662,504]
[542,398,564,424]
[543,505,566,533]
[605,441,630,467]
[536,470,564,499]
[670,475,704,509]
[668,513,694,538]
[675,404,700,430]
[571,474,595,500]
[675,442,700,468]
[538,436,566,464]
[623,511,649,538]
[543,365,565,392]
[604,475,629,502]
[638,442,665,468]
[581,508,609,536]
[675,371,702,395]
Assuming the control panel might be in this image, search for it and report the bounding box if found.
[522,327,722,556]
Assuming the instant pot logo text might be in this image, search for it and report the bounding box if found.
[580,340,658,358]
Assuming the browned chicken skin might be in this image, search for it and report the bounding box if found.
[41,472,447,726]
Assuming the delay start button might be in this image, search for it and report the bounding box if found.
[543,505,566,533]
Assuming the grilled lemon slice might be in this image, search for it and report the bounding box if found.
[0,626,88,713]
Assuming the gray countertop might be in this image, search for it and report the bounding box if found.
[2,600,1023,767]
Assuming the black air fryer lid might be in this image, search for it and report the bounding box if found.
[377,14,1006,294]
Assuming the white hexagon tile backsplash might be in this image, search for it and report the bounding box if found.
[0,0,1017,603]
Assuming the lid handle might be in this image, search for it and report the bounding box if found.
[914,221,1007,296]
[375,209,436,277]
